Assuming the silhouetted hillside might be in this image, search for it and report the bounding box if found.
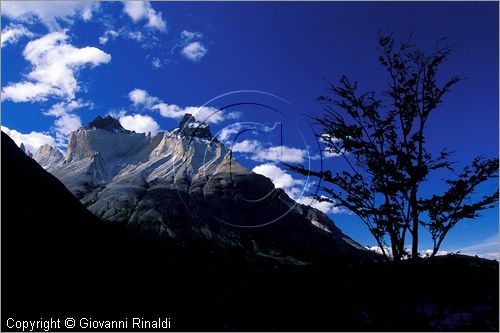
[1,132,498,331]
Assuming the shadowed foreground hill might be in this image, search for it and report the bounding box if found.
[1,132,498,331]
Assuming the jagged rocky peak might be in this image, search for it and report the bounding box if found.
[177,113,212,139]
[85,115,129,133]
[65,116,149,161]
[40,111,378,264]
[34,144,63,169]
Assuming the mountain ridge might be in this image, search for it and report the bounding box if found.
[31,114,378,264]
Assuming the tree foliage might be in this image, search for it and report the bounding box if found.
[287,35,498,261]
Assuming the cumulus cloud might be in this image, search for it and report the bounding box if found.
[218,123,313,164]
[217,124,243,143]
[1,82,52,102]
[119,114,160,136]
[53,113,81,138]
[1,125,56,154]
[44,99,89,146]
[232,140,261,154]
[81,4,95,21]
[180,30,203,42]
[2,31,111,103]
[230,139,309,164]
[1,24,34,48]
[98,29,119,45]
[153,103,226,123]
[181,41,207,62]
[178,30,207,62]
[128,88,239,124]
[253,145,309,163]
[366,246,393,258]
[128,88,159,107]
[253,163,304,189]
[123,1,166,32]
[252,163,340,214]
[297,195,339,214]
[1,1,99,31]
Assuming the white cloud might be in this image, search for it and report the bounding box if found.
[119,114,160,136]
[421,249,449,258]
[152,103,224,124]
[323,150,342,158]
[253,163,304,189]
[1,24,34,48]
[253,145,309,163]
[81,3,99,21]
[454,234,499,260]
[252,163,339,214]
[128,88,159,107]
[230,138,309,164]
[1,1,99,31]
[180,30,203,42]
[232,140,261,154]
[54,113,81,137]
[185,106,224,123]
[45,99,87,117]
[123,1,166,32]
[297,195,339,214]
[99,29,118,45]
[98,26,160,48]
[127,31,144,42]
[151,57,162,69]
[366,246,393,258]
[217,124,243,143]
[152,103,185,118]
[226,111,242,120]
[151,102,227,124]
[181,41,207,62]
[44,99,88,146]
[1,125,56,154]
[2,31,111,103]
[128,88,238,124]
[216,126,312,164]
[178,30,207,62]
[1,82,52,103]
[107,109,127,119]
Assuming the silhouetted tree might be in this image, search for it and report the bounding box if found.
[287,35,498,261]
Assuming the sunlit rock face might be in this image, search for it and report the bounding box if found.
[36,115,379,264]
[33,144,63,170]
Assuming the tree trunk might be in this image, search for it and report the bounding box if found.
[410,189,419,260]
[391,236,400,262]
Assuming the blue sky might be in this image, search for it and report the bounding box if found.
[1,1,498,258]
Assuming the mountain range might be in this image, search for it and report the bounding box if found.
[31,114,376,264]
[2,117,498,331]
